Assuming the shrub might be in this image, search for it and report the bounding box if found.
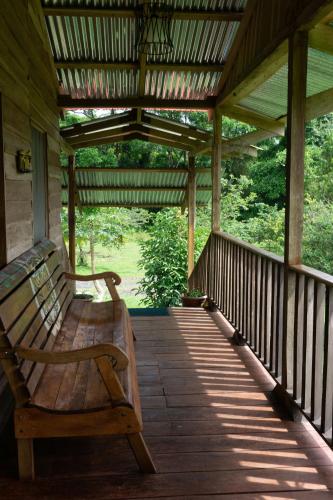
[137,209,188,307]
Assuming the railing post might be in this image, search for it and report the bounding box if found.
[187,153,196,278]
[0,94,6,268]
[68,154,76,273]
[282,30,308,391]
[211,108,222,232]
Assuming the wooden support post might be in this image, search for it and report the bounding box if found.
[0,94,6,268]
[188,154,196,277]
[68,155,76,273]
[282,31,308,391]
[211,108,222,232]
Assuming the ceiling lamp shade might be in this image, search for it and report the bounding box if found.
[136,2,174,56]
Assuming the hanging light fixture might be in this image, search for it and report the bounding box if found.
[136,2,174,56]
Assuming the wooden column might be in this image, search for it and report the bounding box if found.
[211,108,222,232]
[282,31,308,390]
[188,154,196,277]
[0,94,6,268]
[68,155,76,272]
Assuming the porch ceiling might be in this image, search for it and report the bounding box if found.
[42,0,247,105]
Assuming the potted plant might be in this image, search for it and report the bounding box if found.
[181,288,207,308]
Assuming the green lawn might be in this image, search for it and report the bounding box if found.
[75,233,147,308]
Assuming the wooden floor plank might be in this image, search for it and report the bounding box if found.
[1,308,333,498]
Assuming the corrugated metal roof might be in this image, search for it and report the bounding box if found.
[42,0,247,101]
[145,70,221,99]
[61,167,212,207]
[238,48,333,120]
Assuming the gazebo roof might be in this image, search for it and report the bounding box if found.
[60,109,266,209]
[60,109,263,155]
[61,166,213,208]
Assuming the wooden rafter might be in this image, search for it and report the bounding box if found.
[216,0,333,110]
[61,111,136,138]
[305,86,333,121]
[309,23,333,56]
[141,114,210,141]
[54,60,225,73]
[58,96,215,110]
[223,105,285,136]
[43,6,244,22]
[61,167,211,174]
[217,40,288,108]
[61,186,211,192]
[62,203,208,208]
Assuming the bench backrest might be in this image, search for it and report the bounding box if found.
[0,240,73,406]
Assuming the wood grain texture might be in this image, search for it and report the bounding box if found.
[1,307,333,495]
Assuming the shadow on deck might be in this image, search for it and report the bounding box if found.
[1,308,333,498]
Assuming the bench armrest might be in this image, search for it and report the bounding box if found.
[64,271,121,285]
[64,271,121,301]
[16,344,128,370]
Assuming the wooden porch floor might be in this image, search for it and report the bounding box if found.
[1,308,333,498]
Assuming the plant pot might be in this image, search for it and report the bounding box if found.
[181,295,207,308]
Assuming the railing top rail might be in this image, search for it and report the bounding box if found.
[213,231,284,265]
[290,264,333,288]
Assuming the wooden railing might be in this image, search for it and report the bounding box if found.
[189,231,333,444]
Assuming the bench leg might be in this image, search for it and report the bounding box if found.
[127,432,156,473]
[17,438,35,480]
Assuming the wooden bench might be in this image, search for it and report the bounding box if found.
[0,240,156,479]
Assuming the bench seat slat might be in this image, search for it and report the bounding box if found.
[26,288,73,396]
[31,300,133,412]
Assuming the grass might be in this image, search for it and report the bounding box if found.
[75,233,148,308]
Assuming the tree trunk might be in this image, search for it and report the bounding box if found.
[90,236,102,295]
[78,245,87,266]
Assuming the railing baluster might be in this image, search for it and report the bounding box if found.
[189,231,333,448]
[311,282,325,425]
[321,287,333,439]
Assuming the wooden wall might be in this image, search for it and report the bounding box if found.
[0,0,63,264]
[0,0,63,430]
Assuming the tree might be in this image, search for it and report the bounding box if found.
[61,207,147,294]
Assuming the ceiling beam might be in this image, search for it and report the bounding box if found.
[215,0,258,97]
[135,125,199,148]
[61,111,136,138]
[62,203,208,208]
[72,131,194,151]
[132,133,192,151]
[62,186,211,192]
[305,86,333,121]
[43,6,244,22]
[68,125,136,146]
[309,23,333,56]
[54,60,225,73]
[62,167,212,173]
[223,105,286,136]
[58,96,215,110]
[141,113,210,141]
[68,124,200,149]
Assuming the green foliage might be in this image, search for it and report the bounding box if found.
[303,200,333,274]
[186,288,205,298]
[61,207,148,268]
[137,210,188,307]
